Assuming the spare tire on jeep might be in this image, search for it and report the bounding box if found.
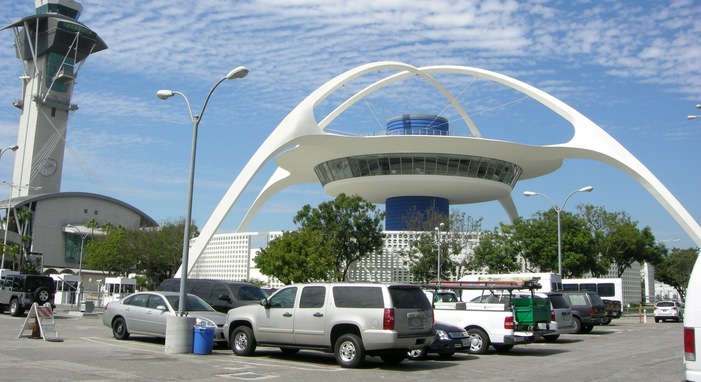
[34,286,51,304]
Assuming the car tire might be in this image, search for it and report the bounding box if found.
[437,348,456,358]
[10,299,23,317]
[33,287,51,304]
[467,327,490,354]
[655,318,660,323]
[334,334,365,368]
[572,317,583,334]
[581,325,594,334]
[602,318,611,325]
[231,326,256,356]
[112,317,130,340]
[380,351,405,365]
[407,347,429,360]
[543,334,560,342]
[492,344,514,352]
[280,347,299,355]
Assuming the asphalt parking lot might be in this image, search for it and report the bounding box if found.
[0,309,686,382]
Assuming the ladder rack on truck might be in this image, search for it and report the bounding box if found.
[422,277,542,294]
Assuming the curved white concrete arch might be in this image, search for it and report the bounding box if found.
[177,61,701,277]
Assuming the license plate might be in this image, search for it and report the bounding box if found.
[461,338,470,347]
[409,318,423,328]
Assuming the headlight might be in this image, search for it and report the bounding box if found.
[195,317,216,327]
[436,330,450,341]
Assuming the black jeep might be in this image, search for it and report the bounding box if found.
[0,274,56,316]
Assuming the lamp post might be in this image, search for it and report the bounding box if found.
[523,186,594,277]
[1,181,39,271]
[687,104,701,120]
[156,66,248,317]
[66,224,89,307]
[0,145,18,270]
[435,222,445,289]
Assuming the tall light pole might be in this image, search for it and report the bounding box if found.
[523,186,594,277]
[66,224,89,305]
[435,222,445,289]
[1,181,39,270]
[156,66,248,317]
[0,145,18,269]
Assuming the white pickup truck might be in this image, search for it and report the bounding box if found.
[426,286,552,354]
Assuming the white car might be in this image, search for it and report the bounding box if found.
[654,301,683,323]
[102,291,227,344]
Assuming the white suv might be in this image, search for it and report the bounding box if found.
[224,283,434,368]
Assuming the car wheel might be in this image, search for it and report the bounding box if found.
[9,299,23,317]
[112,317,130,340]
[492,344,514,353]
[467,328,490,354]
[581,325,594,334]
[231,326,256,356]
[407,347,429,360]
[380,351,405,365]
[334,334,366,368]
[572,317,583,334]
[543,334,560,342]
[601,318,611,325]
[280,347,299,355]
[655,318,660,323]
[34,287,51,304]
[437,348,456,358]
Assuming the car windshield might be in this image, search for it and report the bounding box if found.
[165,295,215,312]
[656,301,676,307]
[238,286,268,301]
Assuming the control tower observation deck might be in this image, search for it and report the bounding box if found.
[313,114,523,230]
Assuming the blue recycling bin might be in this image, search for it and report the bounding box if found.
[193,325,215,355]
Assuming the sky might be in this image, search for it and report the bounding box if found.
[0,0,700,250]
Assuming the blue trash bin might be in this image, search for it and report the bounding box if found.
[193,325,215,355]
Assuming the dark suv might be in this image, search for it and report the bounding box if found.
[157,278,267,313]
[559,291,606,333]
[0,274,56,316]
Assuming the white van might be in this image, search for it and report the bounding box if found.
[685,259,701,381]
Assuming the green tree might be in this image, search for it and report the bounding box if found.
[293,193,385,281]
[469,224,521,273]
[580,205,666,277]
[655,247,698,301]
[254,229,334,284]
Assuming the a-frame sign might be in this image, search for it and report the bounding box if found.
[18,303,63,342]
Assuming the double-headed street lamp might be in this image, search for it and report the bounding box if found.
[523,186,594,277]
[435,222,445,289]
[156,66,248,317]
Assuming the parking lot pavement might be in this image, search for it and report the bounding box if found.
[0,311,686,382]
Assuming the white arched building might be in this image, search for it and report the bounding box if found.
[177,61,701,279]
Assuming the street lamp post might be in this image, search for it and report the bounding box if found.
[66,224,89,306]
[0,145,18,270]
[523,186,594,277]
[156,66,248,318]
[435,222,445,289]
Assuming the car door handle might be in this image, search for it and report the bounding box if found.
[313,312,324,317]
[283,312,292,317]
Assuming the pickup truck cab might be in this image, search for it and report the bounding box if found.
[224,283,434,368]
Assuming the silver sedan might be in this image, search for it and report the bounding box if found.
[102,291,227,344]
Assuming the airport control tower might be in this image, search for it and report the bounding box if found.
[2,0,107,197]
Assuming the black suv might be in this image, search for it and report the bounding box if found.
[157,278,267,313]
[0,274,56,316]
[559,291,606,333]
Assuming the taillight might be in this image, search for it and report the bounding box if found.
[383,308,395,330]
[590,307,595,317]
[685,327,696,361]
[551,309,556,322]
[504,316,514,329]
[672,307,678,312]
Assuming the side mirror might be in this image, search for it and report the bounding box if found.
[156,305,168,311]
[260,298,270,308]
[218,294,232,303]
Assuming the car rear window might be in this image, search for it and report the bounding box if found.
[333,286,383,308]
[388,286,431,309]
[25,277,55,292]
[548,294,570,309]
[656,301,675,307]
